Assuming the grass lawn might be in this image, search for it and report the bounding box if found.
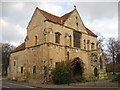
[107,73,120,80]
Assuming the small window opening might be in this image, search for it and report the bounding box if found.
[33,66,36,74]
[21,67,23,73]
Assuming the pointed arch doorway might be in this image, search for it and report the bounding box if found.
[72,57,84,76]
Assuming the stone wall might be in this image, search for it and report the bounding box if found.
[8,8,107,83]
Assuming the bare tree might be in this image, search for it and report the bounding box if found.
[96,32,105,48]
[1,43,15,76]
[107,38,120,75]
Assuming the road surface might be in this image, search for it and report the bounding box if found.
[1,79,49,90]
[1,79,119,90]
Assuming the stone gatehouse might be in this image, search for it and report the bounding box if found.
[8,6,107,83]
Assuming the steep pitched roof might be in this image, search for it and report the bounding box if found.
[13,8,97,52]
[38,8,97,37]
[37,7,74,24]
[13,42,25,52]
[85,27,97,37]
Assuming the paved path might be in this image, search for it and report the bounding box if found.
[1,78,120,89]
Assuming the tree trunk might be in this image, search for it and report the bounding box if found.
[112,54,116,75]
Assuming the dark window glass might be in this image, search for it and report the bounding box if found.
[73,31,81,48]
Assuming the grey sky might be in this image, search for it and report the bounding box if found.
[1,1,118,47]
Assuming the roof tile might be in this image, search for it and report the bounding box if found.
[13,42,25,52]
[38,8,74,24]
[85,27,97,37]
[38,8,97,37]
[14,8,97,52]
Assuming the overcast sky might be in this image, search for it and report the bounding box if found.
[1,1,118,47]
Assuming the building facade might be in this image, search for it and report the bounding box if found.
[8,7,107,83]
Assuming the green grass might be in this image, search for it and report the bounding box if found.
[107,73,118,80]
[85,76,98,82]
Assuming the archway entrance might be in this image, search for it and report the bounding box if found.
[72,57,83,76]
[94,68,98,77]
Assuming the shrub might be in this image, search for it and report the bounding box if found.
[72,76,86,83]
[85,76,98,82]
[107,73,118,80]
[112,74,120,82]
[52,61,73,84]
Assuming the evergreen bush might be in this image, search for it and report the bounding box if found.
[52,61,73,84]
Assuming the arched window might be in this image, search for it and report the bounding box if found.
[55,32,61,44]
[100,57,103,69]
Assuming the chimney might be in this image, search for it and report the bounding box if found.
[74,5,76,10]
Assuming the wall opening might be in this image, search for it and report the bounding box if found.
[94,68,98,77]
[73,31,81,48]
[67,52,69,60]
[21,67,23,73]
[33,66,36,74]
[72,57,83,76]
[35,36,37,45]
